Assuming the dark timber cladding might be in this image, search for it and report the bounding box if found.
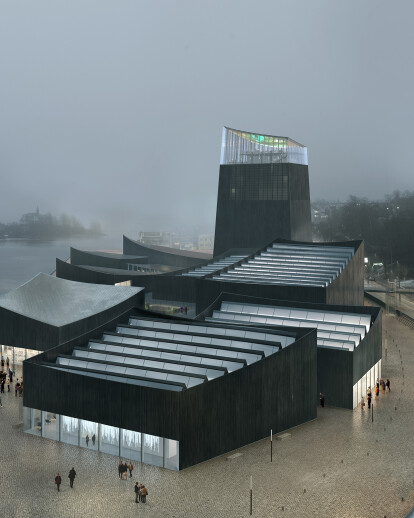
[23,310,317,469]
[0,273,144,350]
[213,128,311,256]
[70,247,148,269]
[198,291,382,409]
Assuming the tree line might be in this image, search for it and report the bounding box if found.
[314,191,414,278]
[0,209,103,239]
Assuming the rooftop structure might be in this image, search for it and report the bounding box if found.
[181,255,248,278]
[214,127,311,255]
[24,310,316,470]
[207,301,370,351]
[199,293,382,409]
[212,243,355,287]
[0,273,144,350]
[221,127,308,166]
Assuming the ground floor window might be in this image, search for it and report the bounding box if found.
[353,359,381,408]
[0,345,39,367]
[22,407,179,471]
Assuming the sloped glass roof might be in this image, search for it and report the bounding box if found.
[207,301,372,351]
[213,243,355,287]
[47,315,293,391]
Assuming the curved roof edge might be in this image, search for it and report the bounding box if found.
[123,236,212,261]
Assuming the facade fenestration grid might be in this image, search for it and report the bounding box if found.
[221,165,289,201]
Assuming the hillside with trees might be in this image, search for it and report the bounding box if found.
[314,191,414,278]
[0,209,103,240]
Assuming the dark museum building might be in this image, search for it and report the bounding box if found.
[0,126,382,470]
[213,128,312,256]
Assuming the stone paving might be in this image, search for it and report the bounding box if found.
[1,312,414,517]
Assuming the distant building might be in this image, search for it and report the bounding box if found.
[138,231,172,248]
[213,127,312,256]
[198,233,214,251]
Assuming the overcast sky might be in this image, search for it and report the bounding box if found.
[1,0,413,235]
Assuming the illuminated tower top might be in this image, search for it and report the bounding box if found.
[220,127,308,166]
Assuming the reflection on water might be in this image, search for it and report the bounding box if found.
[0,235,121,295]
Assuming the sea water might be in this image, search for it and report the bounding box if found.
[0,235,121,295]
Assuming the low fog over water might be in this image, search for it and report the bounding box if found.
[1,1,414,235]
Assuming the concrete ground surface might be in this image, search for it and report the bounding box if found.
[1,311,413,518]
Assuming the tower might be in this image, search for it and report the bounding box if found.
[213,127,312,256]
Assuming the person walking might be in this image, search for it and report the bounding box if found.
[367,391,372,409]
[85,434,89,447]
[92,433,96,446]
[320,392,325,408]
[55,473,62,492]
[15,380,20,397]
[386,378,391,391]
[123,462,128,480]
[68,468,76,488]
[118,460,123,479]
[9,370,13,383]
[128,461,134,478]
[18,384,23,397]
[6,357,9,369]
[7,378,10,392]
[134,482,140,503]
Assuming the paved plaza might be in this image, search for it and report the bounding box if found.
[1,311,414,517]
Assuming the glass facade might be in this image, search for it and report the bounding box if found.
[22,408,179,470]
[352,359,381,408]
[0,345,39,366]
[220,127,308,166]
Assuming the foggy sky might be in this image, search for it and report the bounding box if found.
[1,0,414,236]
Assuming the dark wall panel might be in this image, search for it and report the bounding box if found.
[179,330,317,469]
[213,163,311,256]
[23,362,180,439]
[70,248,148,269]
[352,309,382,384]
[327,242,364,306]
[317,348,353,409]
[0,307,59,350]
[0,285,144,351]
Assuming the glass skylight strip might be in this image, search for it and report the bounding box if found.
[213,274,326,287]
[213,311,365,339]
[99,335,256,367]
[241,262,342,272]
[272,247,355,255]
[207,316,356,350]
[221,302,371,331]
[126,320,275,345]
[112,331,263,364]
[73,349,225,380]
[222,302,370,334]
[90,341,243,373]
[230,267,336,281]
[58,356,205,388]
[219,305,366,335]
